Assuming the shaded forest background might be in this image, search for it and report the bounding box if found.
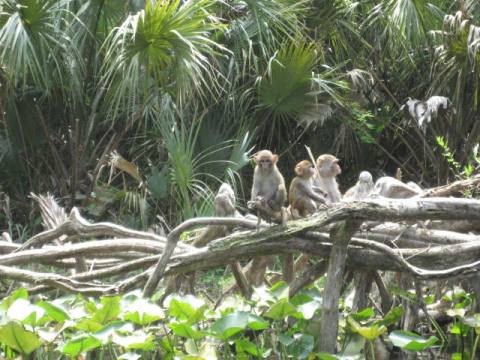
[0,0,479,237]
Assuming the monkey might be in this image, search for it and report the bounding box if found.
[373,176,422,199]
[247,150,287,223]
[194,183,239,247]
[343,171,374,201]
[313,154,342,204]
[214,183,239,218]
[288,160,327,217]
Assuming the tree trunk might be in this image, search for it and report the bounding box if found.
[318,220,361,353]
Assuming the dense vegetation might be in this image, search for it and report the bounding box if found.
[1,0,480,358]
[1,0,479,232]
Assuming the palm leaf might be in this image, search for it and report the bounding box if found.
[101,0,227,121]
[0,0,81,94]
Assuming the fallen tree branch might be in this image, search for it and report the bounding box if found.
[423,174,480,197]
[0,265,113,295]
[143,217,260,297]
[15,208,193,252]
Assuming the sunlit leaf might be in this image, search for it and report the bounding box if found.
[389,330,438,351]
[0,321,43,355]
[61,334,101,357]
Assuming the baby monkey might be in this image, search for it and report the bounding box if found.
[248,150,287,223]
[289,160,327,217]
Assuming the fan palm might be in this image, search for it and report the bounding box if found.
[101,0,227,122]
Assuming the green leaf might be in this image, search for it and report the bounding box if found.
[278,333,294,346]
[0,288,28,312]
[61,334,102,357]
[0,321,43,355]
[94,322,134,344]
[147,166,170,200]
[350,307,374,321]
[258,43,317,117]
[264,299,297,320]
[286,333,314,359]
[348,317,387,340]
[375,305,403,327]
[123,299,164,325]
[269,281,289,299]
[168,323,206,340]
[316,352,339,360]
[101,0,226,120]
[112,331,155,350]
[235,338,262,356]
[92,296,121,324]
[447,308,466,318]
[167,295,206,324]
[7,299,45,326]
[37,301,70,323]
[296,300,321,320]
[389,330,438,351]
[211,311,267,339]
[76,318,102,332]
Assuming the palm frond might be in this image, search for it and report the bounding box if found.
[0,0,81,94]
[101,0,227,122]
[257,43,317,118]
[257,43,345,127]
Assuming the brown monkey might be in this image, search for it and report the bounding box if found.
[289,160,327,217]
[247,150,287,222]
[314,154,342,203]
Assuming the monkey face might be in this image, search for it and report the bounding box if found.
[316,154,341,176]
[258,157,273,170]
[332,159,341,175]
[295,160,314,178]
[254,150,278,170]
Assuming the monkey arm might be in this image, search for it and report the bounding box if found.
[301,184,326,204]
[312,185,327,196]
[267,184,287,212]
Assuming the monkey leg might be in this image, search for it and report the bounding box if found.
[282,254,294,283]
[246,256,273,286]
[294,254,311,273]
[268,185,287,213]
[294,198,317,218]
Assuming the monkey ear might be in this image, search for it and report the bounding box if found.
[272,154,278,163]
[294,165,301,176]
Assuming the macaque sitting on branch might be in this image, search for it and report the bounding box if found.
[289,160,327,218]
[313,154,342,204]
[343,171,374,201]
[247,150,287,224]
[373,176,422,199]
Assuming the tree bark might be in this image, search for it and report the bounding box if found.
[318,220,361,353]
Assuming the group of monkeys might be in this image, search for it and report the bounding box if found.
[247,149,422,223]
[248,150,342,222]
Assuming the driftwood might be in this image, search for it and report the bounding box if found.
[1,177,480,354]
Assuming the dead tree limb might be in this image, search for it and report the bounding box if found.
[15,208,190,252]
[423,174,480,197]
[318,220,361,353]
[143,217,259,297]
[0,265,112,295]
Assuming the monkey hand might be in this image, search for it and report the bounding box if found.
[247,199,261,210]
[316,203,331,211]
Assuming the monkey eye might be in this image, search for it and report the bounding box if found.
[260,159,271,163]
